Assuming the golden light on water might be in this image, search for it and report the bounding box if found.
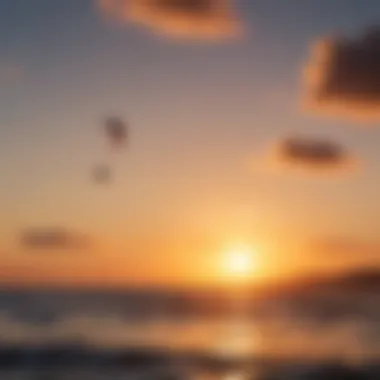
[223,372,248,380]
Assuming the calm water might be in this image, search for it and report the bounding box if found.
[0,288,379,379]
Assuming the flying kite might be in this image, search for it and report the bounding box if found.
[104,116,128,149]
[92,116,129,184]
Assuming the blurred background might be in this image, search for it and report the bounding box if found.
[1,0,380,379]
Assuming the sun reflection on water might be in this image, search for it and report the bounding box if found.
[223,371,249,380]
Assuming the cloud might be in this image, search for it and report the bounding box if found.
[257,136,358,176]
[303,27,380,122]
[97,0,242,41]
[20,227,90,251]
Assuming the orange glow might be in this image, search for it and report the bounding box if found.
[221,243,257,281]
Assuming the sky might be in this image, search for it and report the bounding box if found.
[1,0,380,287]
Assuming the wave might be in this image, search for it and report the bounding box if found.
[0,289,380,378]
[0,342,379,380]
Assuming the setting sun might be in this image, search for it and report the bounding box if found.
[222,244,256,279]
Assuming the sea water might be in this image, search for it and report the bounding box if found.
[0,288,379,379]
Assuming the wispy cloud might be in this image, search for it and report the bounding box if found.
[20,227,90,251]
[254,136,359,177]
[302,27,380,122]
[97,0,243,41]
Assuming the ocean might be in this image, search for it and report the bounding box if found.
[0,288,379,379]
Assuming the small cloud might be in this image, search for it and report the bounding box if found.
[302,27,380,122]
[20,227,90,251]
[255,136,359,177]
[97,0,243,41]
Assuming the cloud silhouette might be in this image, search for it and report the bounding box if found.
[20,228,90,251]
[97,0,242,40]
[259,136,358,176]
[303,27,380,122]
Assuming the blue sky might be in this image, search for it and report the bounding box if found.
[1,0,380,285]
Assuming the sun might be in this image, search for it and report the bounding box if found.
[222,243,256,279]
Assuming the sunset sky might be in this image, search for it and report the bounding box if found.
[1,0,380,287]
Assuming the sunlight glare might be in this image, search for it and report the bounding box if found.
[222,243,256,279]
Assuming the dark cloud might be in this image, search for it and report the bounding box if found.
[97,0,242,40]
[279,137,346,165]
[303,27,380,121]
[265,136,358,175]
[20,228,90,251]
